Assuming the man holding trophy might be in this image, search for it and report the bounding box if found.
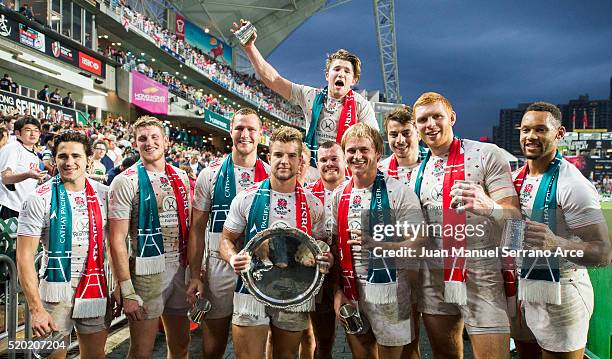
[331,123,425,359]
[186,108,270,359]
[410,92,520,359]
[511,102,610,358]
[219,127,333,359]
[231,19,378,168]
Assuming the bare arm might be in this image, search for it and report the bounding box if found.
[1,168,43,184]
[17,234,58,336]
[219,227,243,264]
[16,235,44,313]
[108,219,131,283]
[235,20,293,100]
[525,220,611,267]
[187,208,209,279]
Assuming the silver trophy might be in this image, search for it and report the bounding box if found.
[241,228,326,309]
[188,293,212,324]
[234,21,257,46]
[502,218,526,251]
[339,303,367,335]
[453,180,475,209]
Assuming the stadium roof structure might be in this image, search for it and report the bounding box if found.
[169,0,327,57]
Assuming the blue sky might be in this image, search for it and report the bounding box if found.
[267,0,612,139]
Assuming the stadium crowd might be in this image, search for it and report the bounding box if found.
[107,0,305,128]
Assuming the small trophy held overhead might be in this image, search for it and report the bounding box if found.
[234,20,257,46]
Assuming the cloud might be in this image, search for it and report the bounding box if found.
[268,0,612,138]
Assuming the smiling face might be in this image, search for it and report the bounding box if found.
[386,120,419,160]
[414,101,456,152]
[317,144,346,184]
[344,136,380,177]
[135,125,168,166]
[55,142,88,184]
[17,124,41,147]
[269,141,302,181]
[520,111,564,160]
[231,113,261,156]
[325,59,357,99]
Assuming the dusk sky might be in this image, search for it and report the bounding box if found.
[266,0,612,139]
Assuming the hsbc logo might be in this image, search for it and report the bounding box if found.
[78,51,102,76]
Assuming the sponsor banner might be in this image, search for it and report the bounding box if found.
[175,14,185,41]
[0,8,105,77]
[19,23,45,52]
[0,89,77,122]
[184,20,232,65]
[78,51,102,76]
[131,70,168,115]
[160,44,185,63]
[203,109,230,132]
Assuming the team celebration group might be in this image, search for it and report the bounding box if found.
[7,20,610,359]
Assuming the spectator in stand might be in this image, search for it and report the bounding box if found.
[104,154,137,186]
[18,3,33,19]
[49,88,62,104]
[9,76,18,93]
[179,164,196,202]
[0,125,8,150]
[88,140,109,183]
[0,116,45,219]
[37,85,50,102]
[0,74,11,91]
[40,136,54,173]
[104,134,123,166]
[62,92,75,108]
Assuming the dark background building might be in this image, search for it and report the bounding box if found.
[493,77,612,156]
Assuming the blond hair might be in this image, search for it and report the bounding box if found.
[341,123,384,155]
[230,107,262,129]
[133,116,165,135]
[269,126,303,155]
[325,49,362,83]
[413,92,454,116]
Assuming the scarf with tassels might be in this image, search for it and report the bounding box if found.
[338,170,395,304]
[513,151,562,305]
[135,162,189,275]
[305,87,356,167]
[40,176,107,318]
[233,179,312,316]
[210,155,268,232]
[414,138,468,305]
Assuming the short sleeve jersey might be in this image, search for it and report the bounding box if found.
[331,174,425,279]
[108,164,191,261]
[378,156,419,186]
[0,141,42,212]
[193,159,271,253]
[17,180,109,287]
[410,140,516,257]
[290,83,378,144]
[224,184,327,242]
[513,159,605,275]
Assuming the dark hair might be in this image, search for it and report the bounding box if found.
[525,102,562,127]
[121,155,138,169]
[14,116,41,132]
[383,105,413,133]
[51,130,92,157]
[0,125,8,140]
[318,140,342,150]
